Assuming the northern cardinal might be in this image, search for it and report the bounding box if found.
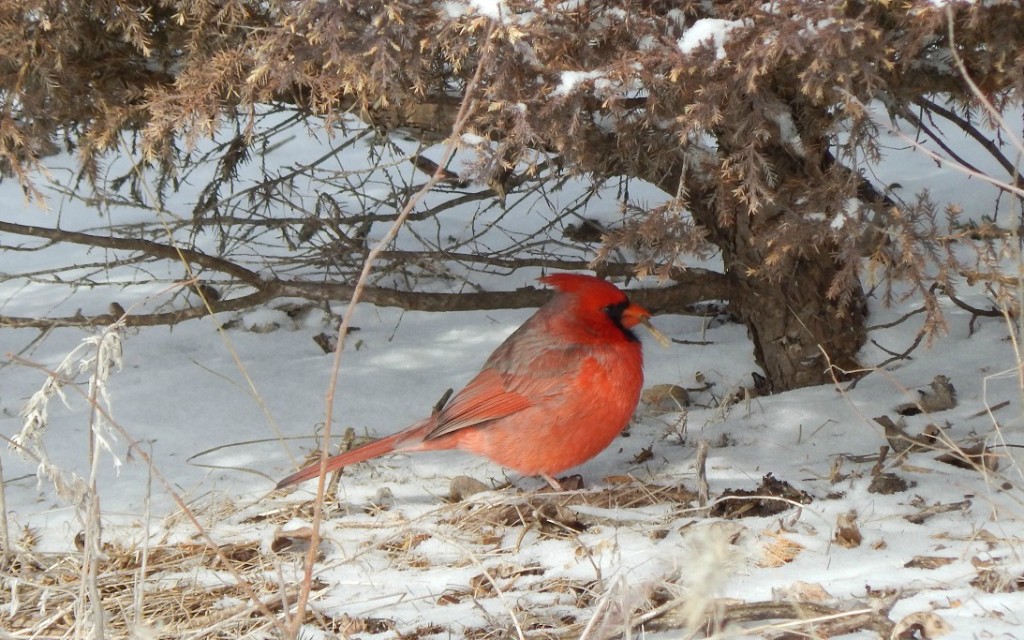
[277,273,663,490]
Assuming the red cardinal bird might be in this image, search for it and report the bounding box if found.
[277,273,660,490]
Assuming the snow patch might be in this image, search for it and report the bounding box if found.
[677,18,746,60]
[553,70,607,97]
[460,132,487,146]
[468,0,504,19]
[442,0,508,20]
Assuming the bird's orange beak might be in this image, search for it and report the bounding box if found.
[622,304,670,347]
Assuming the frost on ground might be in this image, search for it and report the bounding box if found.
[1,291,1023,638]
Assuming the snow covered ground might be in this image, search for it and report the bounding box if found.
[1,117,1023,637]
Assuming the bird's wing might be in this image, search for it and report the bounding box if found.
[423,348,579,441]
[423,369,535,440]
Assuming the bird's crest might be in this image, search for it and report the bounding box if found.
[538,273,627,305]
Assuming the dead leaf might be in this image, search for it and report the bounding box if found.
[449,475,489,502]
[874,415,931,454]
[632,445,654,464]
[918,375,957,412]
[711,474,813,519]
[868,472,913,495]
[834,512,863,548]
[641,383,690,413]
[469,573,496,597]
[904,555,956,570]
[313,332,338,353]
[758,532,804,568]
[891,611,953,638]
[936,444,999,472]
[895,375,957,415]
[905,499,971,525]
[271,527,313,554]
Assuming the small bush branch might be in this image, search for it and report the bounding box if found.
[0,218,731,330]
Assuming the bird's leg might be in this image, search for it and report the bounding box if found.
[542,474,565,491]
[541,474,584,491]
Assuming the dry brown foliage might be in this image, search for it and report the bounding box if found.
[2,1,1023,390]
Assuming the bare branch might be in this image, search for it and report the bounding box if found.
[0,220,263,286]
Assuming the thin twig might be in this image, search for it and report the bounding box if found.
[944,289,1002,318]
[909,96,1024,189]
[0,455,9,565]
[870,328,927,370]
[695,439,710,515]
[865,305,926,331]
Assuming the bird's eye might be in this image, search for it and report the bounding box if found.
[603,301,628,320]
[601,300,641,342]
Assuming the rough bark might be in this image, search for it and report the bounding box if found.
[664,155,868,392]
[722,228,867,390]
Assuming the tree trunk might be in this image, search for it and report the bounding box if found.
[652,152,868,393]
[679,175,864,391]
[723,226,867,392]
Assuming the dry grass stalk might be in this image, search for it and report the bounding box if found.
[0,538,318,638]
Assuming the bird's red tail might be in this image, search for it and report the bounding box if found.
[276,428,419,489]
